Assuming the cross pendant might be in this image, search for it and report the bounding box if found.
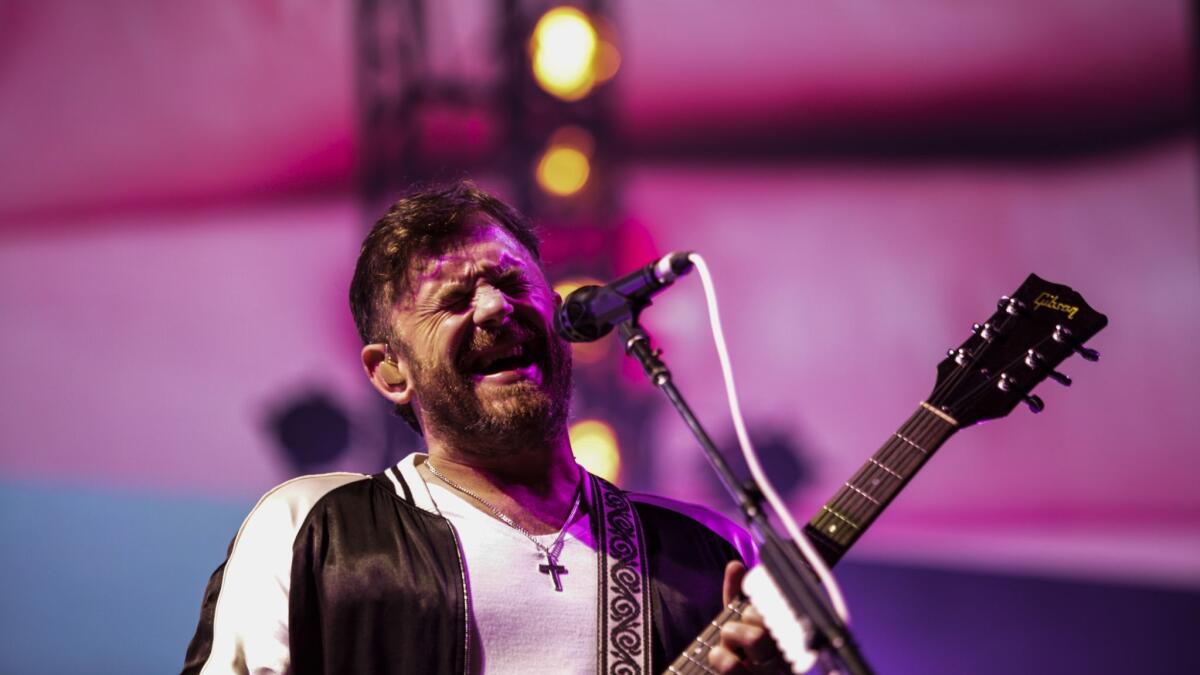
[538,558,568,592]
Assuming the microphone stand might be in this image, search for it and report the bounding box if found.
[617,318,874,675]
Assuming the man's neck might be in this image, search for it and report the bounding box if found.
[419,437,582,535]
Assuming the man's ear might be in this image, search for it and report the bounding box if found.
[362,343,414,406]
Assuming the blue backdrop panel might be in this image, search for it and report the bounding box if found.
[1,479,1197,674]
[0,481,252,675]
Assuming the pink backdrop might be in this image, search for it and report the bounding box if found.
[1,0,1196,591]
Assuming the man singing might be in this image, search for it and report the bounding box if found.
[182,181,782,674]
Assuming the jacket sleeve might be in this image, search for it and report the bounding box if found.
[181,473,366,674]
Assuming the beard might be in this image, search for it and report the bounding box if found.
[403,320,573,455]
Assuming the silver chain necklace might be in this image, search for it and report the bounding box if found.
[424,460,582,592]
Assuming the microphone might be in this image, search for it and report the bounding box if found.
[555,252,694,343]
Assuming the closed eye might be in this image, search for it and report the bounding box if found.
[495,273,531,296]
[434,285,472,311]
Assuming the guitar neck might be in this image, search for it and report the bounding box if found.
[664,274,1106,673]
[666,598,752,674]
[804,402,958,566]
[665,402,958,674]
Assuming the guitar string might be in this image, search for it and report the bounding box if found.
[822,409,946,534]
[826,411,923,526]
[833,308,1024,530]
[822,389,957,539]
[834,411,930,523]
[928,304,1027,413]
[718,297,1075,666]
[819,367,966,541]
[927,306,1014,408]
[820,301,1070,563]
[940,333,1056,421]
[821,302,1044,542]
[668,599,751,673]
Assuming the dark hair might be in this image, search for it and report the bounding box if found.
[349,180,542,432]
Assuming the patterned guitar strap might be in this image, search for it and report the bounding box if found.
[590,473,654,675]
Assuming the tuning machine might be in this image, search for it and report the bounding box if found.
[1024,349,1072,386]
[972,322,999,340]
[1022,394,1045,413]
[948,347,971,366]
[997,295,1026,316]
[997,373,1046,413]
[1053,324,1100,361]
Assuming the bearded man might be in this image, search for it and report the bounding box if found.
[182,182,782,674]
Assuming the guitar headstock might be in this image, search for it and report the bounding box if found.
[927,274,1108,427]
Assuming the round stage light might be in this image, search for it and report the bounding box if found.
[536,127,594,197]
[530,7,598,101]
[553,278,596,299]
[570,419,621,483]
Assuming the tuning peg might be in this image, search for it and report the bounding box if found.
[1025,350,1072,386]
[997,373,1016,392]
[997,296,1025,316]
[1053,325,1099,361]
[1023,394,1045,413]
[973,322,997,339]
[1047,370,1072,387]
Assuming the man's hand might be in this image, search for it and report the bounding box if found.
[707,561,789,674]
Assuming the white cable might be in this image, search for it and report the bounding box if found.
[688,253,851,623]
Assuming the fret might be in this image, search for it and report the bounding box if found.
[833,422,941,525]
[806,405,957,558]
[673,406,959,672]
[894,432,928,454]
[666,598,749,674]
[868,457,903,479]
[667,269,1112,673]
[827,485,881,527]
[834,460,900,523]
[843,481,880,505]
[820,504,860,529]
[683,651,718,674]
[877,437,921,478]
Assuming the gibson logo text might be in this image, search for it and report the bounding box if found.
[1033,292,1079,319]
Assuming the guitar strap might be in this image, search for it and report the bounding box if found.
[590,473,654,675]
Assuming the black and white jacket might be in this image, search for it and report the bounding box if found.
[182,454,753,674]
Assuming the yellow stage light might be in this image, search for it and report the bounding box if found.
[530,7,598,101]
[536,127,594,197]
[570,419,621,483]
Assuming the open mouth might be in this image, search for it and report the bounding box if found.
[470,342,539,377]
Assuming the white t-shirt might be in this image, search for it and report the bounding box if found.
[424,482,598,675]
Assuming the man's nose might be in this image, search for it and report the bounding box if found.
[472,284,513,328]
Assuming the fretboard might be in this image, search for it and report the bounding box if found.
[665,598,751,674]
[664,402,958,673]
[804,403,957,565]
